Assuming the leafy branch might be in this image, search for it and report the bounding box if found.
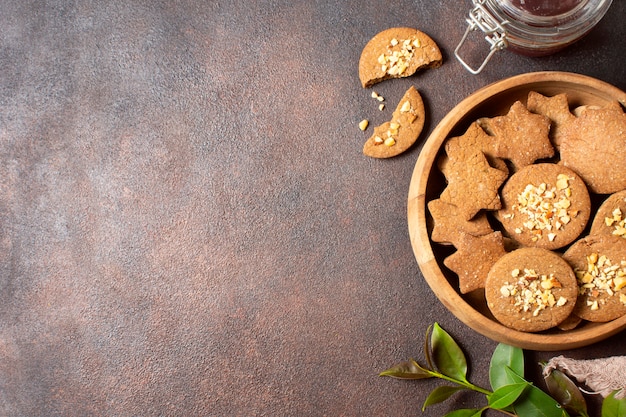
[380,323,625,417]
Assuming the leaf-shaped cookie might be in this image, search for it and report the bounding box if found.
[478,101,554,172]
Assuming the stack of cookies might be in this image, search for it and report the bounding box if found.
[428,92,626,332]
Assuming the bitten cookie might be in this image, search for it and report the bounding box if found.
[590,189,626,240]
[563,235,626,322]
[358,27,442,88]
[498,164,590,250]
[485,248,578,332]
[363,86,425,158]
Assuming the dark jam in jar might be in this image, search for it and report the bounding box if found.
[492,0,611,56]
[455,0,612,73]
[507,0,584,16]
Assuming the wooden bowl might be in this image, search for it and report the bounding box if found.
[408,71,626,351]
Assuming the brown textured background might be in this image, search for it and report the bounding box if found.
[0,1,624,416]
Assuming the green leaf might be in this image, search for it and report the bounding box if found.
[488,383,528,410]
[602,391,626,417]
[543,366,588,417]
[503,367,565,416]
[422,386,465,410]
[424,324,434,370]
[504,368,570,417]
[379,358,433,379]
[430,323,468,382]
[490,344,524,390]
[444,408,485,417]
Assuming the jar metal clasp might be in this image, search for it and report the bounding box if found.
[455,0,509,74]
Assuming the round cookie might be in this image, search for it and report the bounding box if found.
[358,27,442,88]
[562,235,626,322]
[485,248,578,332]
[498,164,591,250]
[589,189,626,240]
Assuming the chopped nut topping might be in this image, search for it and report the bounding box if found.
[556,174,570,190]
[512,176,578,241]
[400,100,411,113]
[380,118,405,148]
[384,137,396,147]
[359,119,369,131]
[373,136,384,145]
[499,269,567,316]
[575,252,626,308]
[605,207,626,238]
[378,103,385,111]
[378,36,423,76]
[371,91,385,103]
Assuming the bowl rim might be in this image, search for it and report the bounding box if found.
[407,71,626,351]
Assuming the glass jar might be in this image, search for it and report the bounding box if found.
[455,0,614,74]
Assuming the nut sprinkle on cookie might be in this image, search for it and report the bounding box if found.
[590,190,626,240]
[499,164,590,250]
[499,268,568,318]
[485,248,577,332]
[564,235,626,322]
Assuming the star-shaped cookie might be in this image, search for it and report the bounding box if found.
[427,198,493,245]
[439,147,508,221]
[443,231,507,294]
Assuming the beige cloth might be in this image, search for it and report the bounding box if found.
[544,356,626,399]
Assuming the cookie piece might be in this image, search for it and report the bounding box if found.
[477,101,554,171]
[363,86,425,158]
[358,27,442,88]
[590,189,626,240]
[443,231,507,294]
[485,248,578,332]
[526,91,576,150]
[560,101,626,194]
[428,198,493,245]
[563,235,626,322]
[499,164,590,250]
